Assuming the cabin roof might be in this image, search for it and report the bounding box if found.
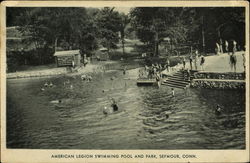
[54,50,80,57]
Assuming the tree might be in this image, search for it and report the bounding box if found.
[96,7,122,51]
[130,7,188,56]
[118,13,130,55]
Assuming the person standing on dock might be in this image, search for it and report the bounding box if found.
[165,58,170,72]
[156,72,161,88]
[182,57,186,69]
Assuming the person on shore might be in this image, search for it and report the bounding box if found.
[83,54,88,67]
[189,55,193,70]
[242,53,245,72]
[230,53,237,72]
[182,57,186,69]
[200,55,205,71]
[194,50,199,70]
[233,40,237,55]
[219,38,223,54]
[123,66,127,75]
[225,40,229,54]
[165,59,170,72]
[216,42,220,55]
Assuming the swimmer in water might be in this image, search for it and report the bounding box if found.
[50,100,62,104]
[49,81,53,87]
[111,98,118,112]
[215,104,222,115]
[44,82,48,87]
[103,106,108,115]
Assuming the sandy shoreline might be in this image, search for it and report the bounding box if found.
[6,61,118,79]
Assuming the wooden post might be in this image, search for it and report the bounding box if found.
[202,15,206,55]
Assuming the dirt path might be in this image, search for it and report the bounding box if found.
[162,51,245,75]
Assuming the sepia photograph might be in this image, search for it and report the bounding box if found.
[1,1,249,162]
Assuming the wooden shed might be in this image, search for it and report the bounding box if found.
[54,50,81,67]
[96,48,109,61]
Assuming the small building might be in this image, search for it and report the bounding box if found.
[96,47,109,61]
[54,50,81,67]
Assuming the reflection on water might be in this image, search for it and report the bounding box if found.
[7,66,245,149]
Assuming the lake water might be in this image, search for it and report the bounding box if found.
[7,64,245,149]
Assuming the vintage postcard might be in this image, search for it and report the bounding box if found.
[1,0,249,162]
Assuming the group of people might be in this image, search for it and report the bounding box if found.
[216,39,238,55]
[182,50,205,71]
[40,81,54,91]
[139,63,168,80]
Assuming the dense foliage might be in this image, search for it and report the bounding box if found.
[6,7,245,71]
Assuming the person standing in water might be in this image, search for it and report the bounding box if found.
[171,88,175,97]
[215,104,222,115]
